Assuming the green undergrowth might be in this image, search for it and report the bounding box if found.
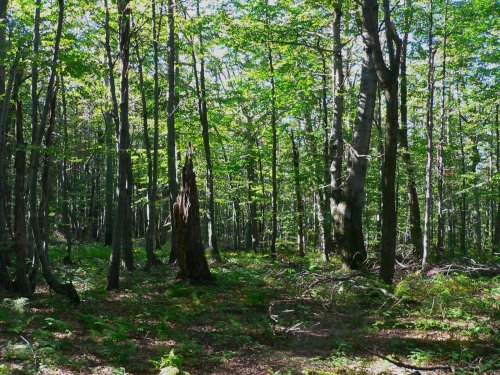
[0,244,498,374]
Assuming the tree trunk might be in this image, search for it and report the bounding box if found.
[107,0,133,290]
[362,0,402,284]
[290,130,305,257]
[437,0,448,256]
[268,46,278,258]
[422,0,435,267]
[330,4,345,253]
[334,40,377,269]
[103,111,114,247]
[493,104,499,253]
[167,0,178,263]
[319,56,334,260]
[458,110,467,254]
[14,98,30,297]
[174,148,211,284]
[60,73,73,263]
[243,114,259,252]
[0,0,9,272]
[136,48,157,271]
[190,10,220,260]
[26,0,79,303]
[152,0,163,252]
[399,0,424,258]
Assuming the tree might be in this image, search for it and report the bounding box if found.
[173,147,211,284]
[108,0,133,290]
[362,0,402,284]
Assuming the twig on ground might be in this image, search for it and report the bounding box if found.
[355,344,453,372]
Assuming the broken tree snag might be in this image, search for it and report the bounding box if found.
[174,147,211,284]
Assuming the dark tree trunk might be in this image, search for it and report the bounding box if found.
[26,0,79,303]
[14,98,31,297]
[108,0,133,290]
[334,41,377,269]
[399,0,424,258]
[362,0,402,284]
[190,11,220,260]
[290,130,305,257]
[103,111,114,247]
[0,0,10,271]
[167,0,178,263]
[174,148,211,284]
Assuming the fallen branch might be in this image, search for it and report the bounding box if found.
[356,344,453,372]
[302,273,364,296]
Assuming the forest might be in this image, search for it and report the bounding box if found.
[0,0,498,373]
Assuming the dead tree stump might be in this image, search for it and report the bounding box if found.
[173,147,211,284]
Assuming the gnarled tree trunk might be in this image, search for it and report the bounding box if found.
[174,148,211,284]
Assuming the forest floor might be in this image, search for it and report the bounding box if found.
[0,244,499,375]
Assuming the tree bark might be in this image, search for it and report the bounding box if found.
[191,7,220,260]
[334,39,377,269]
[268,46,278,258]
[493,104,499,253]
[174,148,211,284]
[14,98,31,297]
[319,56,334,261]
[107,0,133,290]
[399,0,424,258]
[362,0,402,284]
[136,48,158,271]
[167,0,178,263]
[27,0,79,304]
[330,4,345,253]
[437,0,448,256]
[60,73,73,263]
[290,130,305,257]
[422,0,435,267]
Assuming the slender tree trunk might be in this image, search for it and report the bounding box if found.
[422,0,435,267]
[335,40,377,269]
[471,134,481,253]
[103,0,119,245]
[60,73,73,263]
[243,114,259,252]
[27,0,79,303]
[399,0,424,258]
[267,46,278,258]
[103,111,114,246]
[437,0,448,255]
[152,0,163,251]
[330,4,345,253]
[108,0,133,290]
[136,49,156,270]
[363,0,402,284]
[14,98,30,297]
[458,109,467,254]
[493,104,499,253]
[0,0,9,270]
[190,9,220,259]
[290,130,305,257]
[319,56,334,260]
[167,0,178,263]
[0,51,18,281]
